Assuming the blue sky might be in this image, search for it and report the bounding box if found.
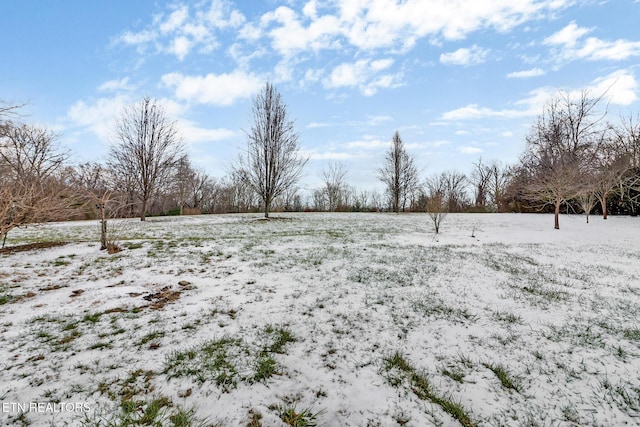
[2,0,639,192]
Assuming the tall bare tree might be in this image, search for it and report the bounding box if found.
[378,131,419,213]
[471,157,492,209]
[613,114,640,215]
[171,155,197,215]
[109,97,184,221]
[320,161,349,212]
[521,91,605,229]
[0,122,73,247]
[487,161,511,212]
[236,83,308,218]
[444,170,468,213]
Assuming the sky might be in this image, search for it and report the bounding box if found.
[1,0,640,193]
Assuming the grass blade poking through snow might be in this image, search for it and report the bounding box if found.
[382,351,477,427]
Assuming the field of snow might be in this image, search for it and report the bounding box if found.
[1,212,639,426]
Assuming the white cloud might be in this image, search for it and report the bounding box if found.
[442,104,519,120]
[440,45,489,66]
[325,59,401,95]
[346,139,390,150]
[442,87,553,120]
[458,145,483,154]
[67,95,132,141]
[202,0,245,29]
[442,69,638,123]
[427,140,452,147]
[335,0,569,49]
[178,119,238,144]
[544,21,640,63]
[507,67,545,78]
[501,131,514,137]
[119,29,156,46]
[543,21,591,48]
[303,150,360,160]
[160,6,189,34]
[307,122,332,128]
[97,77,134,92]
[161,70,263,106]
[168,36,192,61]
[370,58,394,71]
[587,69,638,106]
[261,6,342,56]
[117,0,244,60]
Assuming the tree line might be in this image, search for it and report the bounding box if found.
[2,84,640,247]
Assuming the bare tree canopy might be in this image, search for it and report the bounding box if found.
[0,121,73,247]
[521,90,606,229]
[378,131,419,213]
[109,97,184,221]
[425,173,449,234]
[611,114,640,215]
[235,82,308,218]
[320,161,349,212]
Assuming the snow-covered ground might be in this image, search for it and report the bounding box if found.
[1,213,639,426]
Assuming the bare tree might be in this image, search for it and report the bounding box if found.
[425,173,449,234]
[320,161,349,212]
[378,131,419,213]
[171,155,197,215]
[444,170,468,213]
[109,97,184,221]
[235,83,308,218]
[521,91,605,229]
[0,122,73,247]
[487,161,511,212]
[189,169,213,212]
[575,187,597,223]
[612,114,640,215]
[69,162,129,250]
[471,157,492,209]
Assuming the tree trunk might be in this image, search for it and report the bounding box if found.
[602,195,607,220]
[100,207,107,250]
[264,199,270,218]
[554,200,560,230]
[140,199,147,221]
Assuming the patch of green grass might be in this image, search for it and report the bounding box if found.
[622,328,640,342]
[441,366,466,383]
[0,284,14,305]
[164,337,243,391]
[411,297,477,323]
[80,395,210,427]
[483,363,522,393]
[264,325,297,354]
[124,242,144,250]
[272,404,321,427]
[253,355,278,382]
[51,257,71,267]
[382,351,477,427]
[82,312,103,324]
[247,408,263,427]
[164,325,299,391]
[88,341,112,350]
[137,330,166,347]
[493,310,524,325]
[0,293,14,305]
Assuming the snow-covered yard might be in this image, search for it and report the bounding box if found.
[1,213,639,426]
